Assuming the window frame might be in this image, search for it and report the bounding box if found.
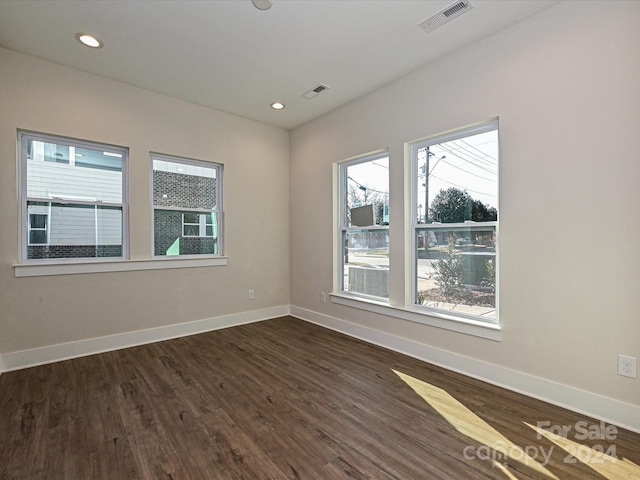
[330,121,501,340]
[335,151,390,302]
[409,119,499,325]
[28,213,48,245]
[151,152,224,259]
[182,213,214,238]
[18,130,129,264]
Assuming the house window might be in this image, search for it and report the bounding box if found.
[411,120,498,323]
[28,213,48,245]
[182,213,214,237]
[19,131,128,262]
[337,152,389,300]
[152,154,223,257]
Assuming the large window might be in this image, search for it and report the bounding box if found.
[19,131,127,262]
[411,121,498,323]
[337,153,389,300]
[152,154,223,257]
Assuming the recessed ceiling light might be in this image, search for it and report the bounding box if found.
[252,0,273,10]
[75,33,103,49]
[271,102,285,110]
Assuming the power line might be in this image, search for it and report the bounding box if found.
[438,157,495,182]
[458,138,498,165]
[431,136,498,175]
[437,144,497,176]
[428,173,497,200]
[347,176,388,196]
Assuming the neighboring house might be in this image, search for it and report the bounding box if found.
[26,140,123,259]
[26,140,218,259]
[152,164,218,256]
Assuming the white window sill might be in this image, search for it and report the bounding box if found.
[13,256,228,277]
[330,292,501,341]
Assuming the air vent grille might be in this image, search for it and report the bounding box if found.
[302,84,330,100]
[419,0,473,34]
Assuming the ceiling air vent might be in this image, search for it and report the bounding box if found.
[302,84,330,100]
[419,0,473,34]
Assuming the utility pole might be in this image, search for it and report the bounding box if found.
[425,147,430,224]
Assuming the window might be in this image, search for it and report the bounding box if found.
[182,213,214,237]
[337,153,389,300]
[411,120,498,323]
[19,131,127,262]
[28,214,48,245]
[152,154,223,257]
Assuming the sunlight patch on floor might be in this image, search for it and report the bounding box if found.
[527,422,640,480]
[393,369,558,479]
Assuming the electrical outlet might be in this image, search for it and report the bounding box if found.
[248,289,255,300]
[320,292,327,303]
[618,354,637,379]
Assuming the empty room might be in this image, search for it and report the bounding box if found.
[0,1,638,479]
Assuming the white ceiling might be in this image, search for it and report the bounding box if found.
[0,0,558,130]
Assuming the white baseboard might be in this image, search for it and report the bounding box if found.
[3,303,638,434]
[0,305,289,373]
[290,305,640,434]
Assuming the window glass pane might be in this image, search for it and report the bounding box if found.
[75,148,123,172]
[183,212,199,224]
[416,130,497,224]
[153,159,217,209]
[152,155,222,257]
[344,157,389,226]
[339,154,389,300]
[155,209,218,256]
[413,123,498,322]
[27,140,123,203]
[29,230,47,245]
[183,225,199,236]
[342,229,389,297]
[26,201,122,259]
[416,225,496,319]
[30,213,47,229]
[43,142,69,164]
[21,133,127,262]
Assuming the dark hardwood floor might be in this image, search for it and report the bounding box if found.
[1,316,638,479]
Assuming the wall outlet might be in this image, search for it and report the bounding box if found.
[248,289,255,300]
[618,354,637,379]
[320,292,327,303]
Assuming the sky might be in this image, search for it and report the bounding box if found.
[345,128,498,221]
[419,129,498,211]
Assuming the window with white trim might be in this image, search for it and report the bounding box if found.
[411,120,498,323]
[337,153,389,300]
[19,131,128,262]
[28,213,48,245]
[182,213,214,237]
[152,153,223,257]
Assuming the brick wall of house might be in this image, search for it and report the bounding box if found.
[28,245,122,259]
[26,170,218,259]
[153,170,217,256]
[153,171,216,209]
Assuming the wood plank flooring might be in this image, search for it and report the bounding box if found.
[1,316,638,479]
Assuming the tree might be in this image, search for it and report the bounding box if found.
[429,187,473,223]
[433,236,464,294]
[471,199,497,222]
[429,187,497,223]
